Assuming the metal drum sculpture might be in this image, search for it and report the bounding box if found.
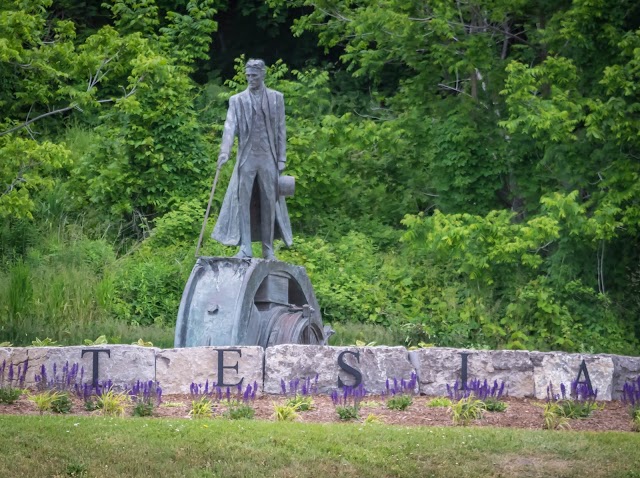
[175,257,327,347]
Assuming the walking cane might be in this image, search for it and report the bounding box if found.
[195,165,222,258]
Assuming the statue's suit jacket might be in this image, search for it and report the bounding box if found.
[212,87,293,247]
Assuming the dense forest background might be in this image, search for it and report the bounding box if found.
[1,0,639,353]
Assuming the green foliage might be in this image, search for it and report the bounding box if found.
[632,408,640,432]
[51,392,73,414]
[557,400,601,420]
[285,394,314,412]
[426,397,452,408]
[0,387,22,404]
[97,389,129,417]
[107,244,193,327]
[224,403,255,420]
[83,335,108,346]
[541,402,570,431]
[335,405,359,421]
[386,395,413,411]
[363,413,381,424]
[132,401,154,417]
[28,390,60,414]
[272,403,298,422]
[189,397,213,419]
[31,337,58,347]
[450,396,485,426]
[483,398,508,413]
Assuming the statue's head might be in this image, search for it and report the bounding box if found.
[245,59,266,91]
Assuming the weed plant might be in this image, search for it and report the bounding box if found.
[426,397,452,408]
[272,403,298,422]
[450,395,485,426]
[51,393,73,414]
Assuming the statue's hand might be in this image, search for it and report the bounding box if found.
[278,161,285,173]
[217,152,229,168]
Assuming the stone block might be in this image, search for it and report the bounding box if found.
[264,345,416,395]
[603,354,640,399]
[0,347,30,387]
[532,353,614,400]
[25,345,157,389]
[155,346,264,395]
[409,348,535,397]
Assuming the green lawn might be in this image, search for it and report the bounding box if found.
[0,415,639,477]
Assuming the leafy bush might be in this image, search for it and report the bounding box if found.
[426,397,452,408]
[224,403,255,420]
[335,405,359,421]
[108,244,193,327]
[0,387,22,404]
[132,402,154,417]
[51,393,73,414]
[386,395,413,411]
[483,397,508,412]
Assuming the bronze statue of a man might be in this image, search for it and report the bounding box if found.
[212,59,293,259]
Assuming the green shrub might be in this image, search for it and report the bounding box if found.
[426,397,452,408]
[0,387,22,404]
[336,405,359,421]
[51,393,73,414]
[483,397,508,412]
[224,403,255,420]
[108,245,192,327]
[386,395,413,411]
[132,401,154,417]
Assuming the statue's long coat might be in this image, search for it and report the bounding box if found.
[212,87,293,247]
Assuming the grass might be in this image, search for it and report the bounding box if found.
[0,415,639,477]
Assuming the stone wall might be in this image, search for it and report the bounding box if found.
[1,345,639,400]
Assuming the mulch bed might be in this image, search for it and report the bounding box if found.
[0,394,635,432]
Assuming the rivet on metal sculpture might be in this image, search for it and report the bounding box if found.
[176,59,332,348]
